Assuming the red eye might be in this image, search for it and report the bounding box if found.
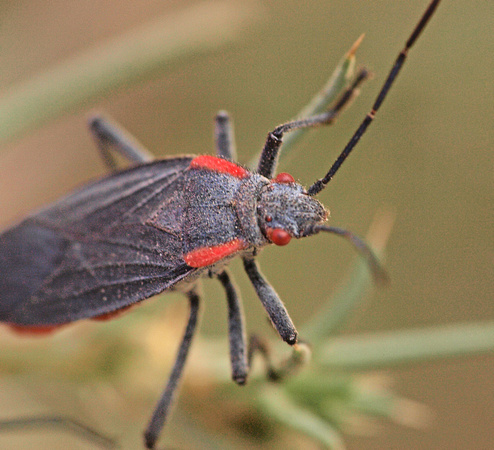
[274,172,295,184]
[267,227,292,246]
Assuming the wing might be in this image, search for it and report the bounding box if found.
[36,156,193,232]
[0,157,198,326]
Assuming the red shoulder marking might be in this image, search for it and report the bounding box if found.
[184,239,248,268]
[190,155,249,179]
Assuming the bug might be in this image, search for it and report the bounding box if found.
[0,1,440,448]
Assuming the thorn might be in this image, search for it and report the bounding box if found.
[347,33,365,57]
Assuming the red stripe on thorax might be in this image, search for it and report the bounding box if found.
[184,239,247,268]
[190,155,249,179]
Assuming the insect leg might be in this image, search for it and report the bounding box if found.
[247,334,279,380]
[242,257,297,345]
[214,110,237,161]
[247,335,311,382]
[144,290,200,449]
[217,270,248,384]
[257,68,369,178]
[88,115,154,171]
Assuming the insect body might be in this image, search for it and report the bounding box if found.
[0,153,325,338]
[0,1,441,448]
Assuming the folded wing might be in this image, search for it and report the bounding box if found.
[0,157,196,325]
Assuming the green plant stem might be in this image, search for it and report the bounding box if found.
[0,1,261,147]
[316,320,494,371]
[257,385,345,449]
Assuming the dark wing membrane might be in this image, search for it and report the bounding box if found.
[36,156,194,232]
[0,157,197,326]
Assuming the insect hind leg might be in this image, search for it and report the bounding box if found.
[144,290,200,449]
[88,115,154,171]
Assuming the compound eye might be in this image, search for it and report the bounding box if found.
[266,227,292,246]
[273,172,295,184]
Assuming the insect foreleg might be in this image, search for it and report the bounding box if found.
[88,115,154,171]
[242,258,297,345]
[256,68,370,179]
[144,290,201,449]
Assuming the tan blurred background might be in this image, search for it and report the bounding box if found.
[0,1,492,449]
